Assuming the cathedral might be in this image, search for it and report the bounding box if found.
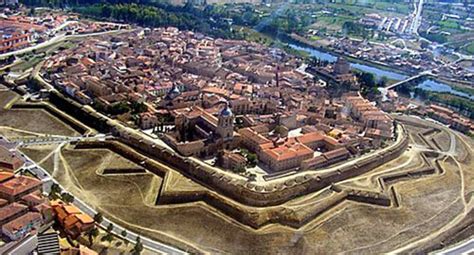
[162,101,240,158]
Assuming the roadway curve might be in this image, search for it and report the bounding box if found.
[438,238,474,255]
[10,136,187,254]
[0,27,131,60]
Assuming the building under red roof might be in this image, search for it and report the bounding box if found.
[0,175,42,202]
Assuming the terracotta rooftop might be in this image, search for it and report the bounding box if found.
[0,175,42,197]
[238,128,270,145]
[63,205,82,215]
[262,138,313,161]
[64,215,79,228]
[323,147,351,160]
[2,212,42,234]
[21,193,46,205]
[0,145,24,170]
[202,86,229,97]
[0,202,28,222]
[0,198,8,207]
[297,132,339,147]
[0,172,14,183]
[75,214,94,224]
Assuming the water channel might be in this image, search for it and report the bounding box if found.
[287,42,473,100]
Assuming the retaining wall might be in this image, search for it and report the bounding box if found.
[51,90,409,207]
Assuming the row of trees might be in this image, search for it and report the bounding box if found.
[20,0,316,40]
[49,183,75,203]
[92,100,147,116]
[86,214,143,254]
[21,0,236,39]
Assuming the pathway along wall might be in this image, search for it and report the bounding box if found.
[74,140,395,229]
[49,90,409,207]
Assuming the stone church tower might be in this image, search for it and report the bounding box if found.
[217,102,234,141]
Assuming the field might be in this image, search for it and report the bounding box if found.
[309,15,357,32]
[0,90,19,109]
[2,92,472,254]
[463,41,474,55]
[18,117,472,254]
[0,108,79,137]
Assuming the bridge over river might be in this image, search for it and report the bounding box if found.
[385,71,435,90]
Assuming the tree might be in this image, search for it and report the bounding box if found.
[121,230,129,245]
[101,233,114,242]
[132,236,144,255]
[248,173,257,182]
[131,101,147,114]
[61,192,74,203]
[359,72,376,87]
[86,227,99,246]
[274,125,287,136]
[232,165,246,173]
[246,153,257,167]
[93,212,103,224]
[49,183,61,199]
[109,101,130,115]
[107,223,114,233]
[378,76,388,87]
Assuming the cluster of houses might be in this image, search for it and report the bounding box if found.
[0,172,53,241]
[426,104,473,133]
[0,11,125,55]
[43,27,396,174]
[0,139,97,254]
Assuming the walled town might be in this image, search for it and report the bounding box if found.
[42,28,395,176]
[0,1,473,254]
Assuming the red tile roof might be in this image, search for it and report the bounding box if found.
[0,202,27,222]
[2,212,42,234]
[0,176,42,197]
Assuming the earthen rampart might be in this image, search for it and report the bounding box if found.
[49,90,409,207]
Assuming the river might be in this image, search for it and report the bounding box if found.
[287,43,409,81]
[287,42,473,100]
[416,79,474,100]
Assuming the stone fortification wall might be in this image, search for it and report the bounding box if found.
[81,122,408,207]
[50,91,409,207]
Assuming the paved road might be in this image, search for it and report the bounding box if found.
[13,134,112,147]
[9,137,187,255]
[411,0,424,35]
[436,238,474,255]
[0,28,130,60]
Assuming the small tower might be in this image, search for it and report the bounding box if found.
[217,102,234,141]
[165,84,181,100]
[334,57,351,75]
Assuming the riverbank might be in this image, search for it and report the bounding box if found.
[435,77,474,95]
[287,33,416,77]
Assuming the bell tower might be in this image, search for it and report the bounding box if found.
[217,102,234,141]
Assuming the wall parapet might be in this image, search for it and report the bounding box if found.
[49,90,409,207]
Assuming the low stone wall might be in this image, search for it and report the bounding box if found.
[49,91,111,133]
[78,123,408,208]
[49,90,409,207]
[75,135,410,229]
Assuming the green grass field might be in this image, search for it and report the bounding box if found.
[463,42,474,55]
